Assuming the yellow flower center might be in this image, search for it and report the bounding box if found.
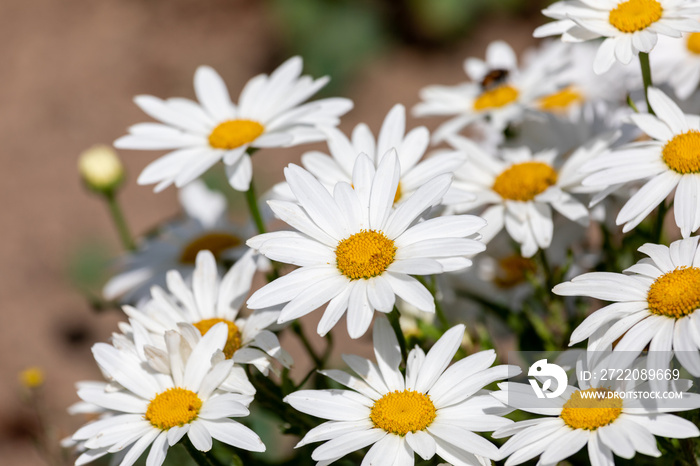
[608,0,663,33]
[538,86,584,112]
[494,255,536,288]
[145,387,202,430]
[473,85,519,111]
[687,33,700,54]
[193,318,242,359]
[179,232,241,265]
[647,267,700,318]
[208,119,264,150]
[560,388,623,430]
[335,230,396,280]
[662,130,700,174]
[492,162,558,202]
[370,390,437,436]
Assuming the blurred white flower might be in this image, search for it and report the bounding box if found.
[103,180,259,303]
[535,0,700,74]
[652,31,700,99]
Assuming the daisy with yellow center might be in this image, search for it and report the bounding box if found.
[246,151,486,338]
[285,318,519,464]
[652,31,700,99]
[535,0,700,74]
[270,104,469,208]
[114,56,352,192]
[69,323,265,466]
[446,135,606,258]
[103,181,255,304]
[494,354,700,466]
[554,236,700,377]
[582,87,700,237]
[123,249,292,390]
[414,40,558,140]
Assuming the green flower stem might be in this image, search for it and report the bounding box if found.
[524,305,558,352]
[104,191,136,251]
[417,276,449,329]
[653,199,668,244]
[245,366,317,431]
[245,178,266,235]
[183,438,221,466]
[291,321,324,368]
[536,249,554,293]
[387,307,408,361]
[453,289,511,322]
[639,52,655,115]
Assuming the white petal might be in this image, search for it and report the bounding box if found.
[346,280,374,339]
[373,316,404,391]
[200,419,265,452]
[284,389,372,421]
[383,272,435,313]
[414,325,465,393]
[648,87,689,133]
[145,431,169,466]
[537,428,589,464]
[405,431,436,461]
[194,66,235,121]
[187,421,212,451]
[361,433,402,466]
[311,429,386,462]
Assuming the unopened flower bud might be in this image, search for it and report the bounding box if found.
[19,366,44,389]
[78,145,124,193]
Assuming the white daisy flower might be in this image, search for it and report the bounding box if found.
[123,250,292,387]
[582,87,700,236]
[284,318,519,465]
[271,104,468,206]
[534,0,700,74]
[114,57,353,192]
[529,41,630,116]
[446,134,613,257]
[493,356,700,466]
[103,180,260,303]
[652,30,700,99]
[246,151,486,338]
[554,236,700,376]
[413,40,557,139]
[70,323,265,466]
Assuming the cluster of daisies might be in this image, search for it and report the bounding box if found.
[68,0,700,465]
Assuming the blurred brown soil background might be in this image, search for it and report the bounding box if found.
[0,0,543,464]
